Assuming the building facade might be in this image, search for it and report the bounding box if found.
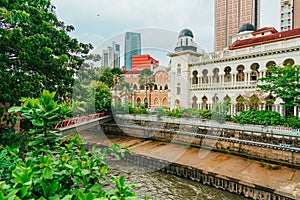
[132,54,159,71]
[124,32,141,70]
[168,28,300,116]
[215,0,260,51]
[122,67,168,109]
[280,0,300,31]
[101,41,120,68]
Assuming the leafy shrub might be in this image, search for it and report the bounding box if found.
[166,108,182,118]
[2,90,139,200]
[233,110,283,126]
[198,110,213,119]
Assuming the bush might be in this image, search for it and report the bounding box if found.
[1,90,139,199]
[233,110,283,126]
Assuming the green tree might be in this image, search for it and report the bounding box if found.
[138,69,155,108]
[99,67,123,88]
[258,64,300,117]
[0,1,92,107]
[95,81,112,112]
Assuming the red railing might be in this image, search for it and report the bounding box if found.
[55,112,111,129]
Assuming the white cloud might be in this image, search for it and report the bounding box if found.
[52,0,281,60]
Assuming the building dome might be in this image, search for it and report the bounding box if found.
[178,29,194,38]
[238,23,255,33]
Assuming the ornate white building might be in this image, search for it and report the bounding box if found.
[167,26,300,116]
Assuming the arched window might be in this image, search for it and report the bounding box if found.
[201,96,208,110]
[213,68,220,83]
[164,84,168,90]
[177,83,181,95]
[192,70,198,84]
[250,63,260,81]
[133,84,138,90]
[249,94,260,110]
[144,97,149,108]
[236,95,245,112]
[162,98,168,106]
[154,84,158,90]
[224,66,231,82]
[154,98,159,106]
[265,94,275,111]
[177,64,181,76]
[202,69,208,83]
[192,96,198,109]
[137,97,141,104]
[236,65,245,82]
[283,58,295,66]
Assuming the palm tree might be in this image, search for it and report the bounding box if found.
[138,69,155,109]
[119,81,133,103]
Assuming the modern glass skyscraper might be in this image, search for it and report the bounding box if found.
[101,41,120,68]
[124,32,141,70]
[214,0,260,51]
[280,0,300,31]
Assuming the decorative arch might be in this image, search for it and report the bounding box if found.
[192,70,198,84]
[144,97,149,108]
[212,95,219,103]
[213,68,220,83]
[283,58,295,66]
[202,69,208,83]
[249,94,260,110]
[177,63,181,75]
[236,95,246,112]
[164,84,168,90]
[265,94,275,111]
[201,96,208,110]
[236,65,245,82]
[154,98,160,106]
[266,61,276,76]
[175,99,180,108]
[162,98,168,106]
[224,66,232,82]
[192,95,198,109]
[250,63,260,81]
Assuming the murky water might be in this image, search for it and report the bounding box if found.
[107,160,247,200]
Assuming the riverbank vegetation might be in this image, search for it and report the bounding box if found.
[0,91,140,199]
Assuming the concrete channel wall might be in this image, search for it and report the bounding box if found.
[102,119,300,168]
[123,153,294,200]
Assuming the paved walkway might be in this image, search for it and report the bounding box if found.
[79,131,300,199]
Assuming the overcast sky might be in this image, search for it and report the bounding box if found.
[52,0,281,65]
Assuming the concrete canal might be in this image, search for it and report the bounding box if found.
[107,160,247,200]
[75,117,300,200]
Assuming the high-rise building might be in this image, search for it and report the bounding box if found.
[101,41,120,68]
[280,0,300,31]
[124,32,141,70]
[214,0,260,51]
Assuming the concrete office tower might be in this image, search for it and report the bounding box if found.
[124,32,141,70]
[101,41,120,68]
[280,0,300,31]
[214,0,260,51]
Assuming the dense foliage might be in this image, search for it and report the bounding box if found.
[1,91,140,199]
[0,0,92,105]
[233,110,300,128]
[258,64,300,117]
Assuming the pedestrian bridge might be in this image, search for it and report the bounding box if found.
[55,112,113,134]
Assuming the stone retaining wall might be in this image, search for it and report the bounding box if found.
[123,152,295,200]
[102,120,300,168]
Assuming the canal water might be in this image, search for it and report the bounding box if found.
[107,160,247,200]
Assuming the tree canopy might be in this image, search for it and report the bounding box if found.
[0,0,92,105]
[258,64,300,116]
